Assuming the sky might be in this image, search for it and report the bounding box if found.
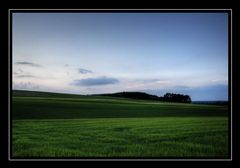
[12,12,229,101]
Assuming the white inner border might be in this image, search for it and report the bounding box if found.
[8,9,232,161]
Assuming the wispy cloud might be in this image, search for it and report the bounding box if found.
[134,78,169,84]
[13,82,40,90]
[72,76,119,86]
[15,61,42,67]
[18,69,23,73]
[16,75,35,78]
[78,68,93,74]
[13,69,36,78]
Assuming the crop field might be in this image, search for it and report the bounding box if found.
[12,90,229,158]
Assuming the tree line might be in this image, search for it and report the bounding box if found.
[98,92,191,103]
[160,93,191,103]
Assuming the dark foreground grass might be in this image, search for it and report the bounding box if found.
[12,117,228,157]
[12,97,228,119]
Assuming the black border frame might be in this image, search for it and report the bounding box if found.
[8,9,232,161]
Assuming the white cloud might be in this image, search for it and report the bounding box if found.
[13,82,39,90]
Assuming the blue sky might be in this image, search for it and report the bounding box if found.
[12,12,228,101]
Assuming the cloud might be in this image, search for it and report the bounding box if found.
[13,69,36,78]
[15,61,42,67]
[15,75,35,78]
[78,68,93,74]
[13,82,40,90]
[72,76,119,86]
[134,78,169,84]
[18,69,23,73]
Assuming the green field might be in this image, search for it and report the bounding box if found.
[12,90,229,158]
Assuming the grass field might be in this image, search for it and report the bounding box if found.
[12,90,229,158]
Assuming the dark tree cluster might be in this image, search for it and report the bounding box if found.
[161,93,192,103]
[98,92,191,103]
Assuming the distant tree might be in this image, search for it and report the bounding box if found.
[163,93,191,103]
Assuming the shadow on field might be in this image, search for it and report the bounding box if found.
[12,97,228,120]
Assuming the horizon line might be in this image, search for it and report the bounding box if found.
[12,89,228,102]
